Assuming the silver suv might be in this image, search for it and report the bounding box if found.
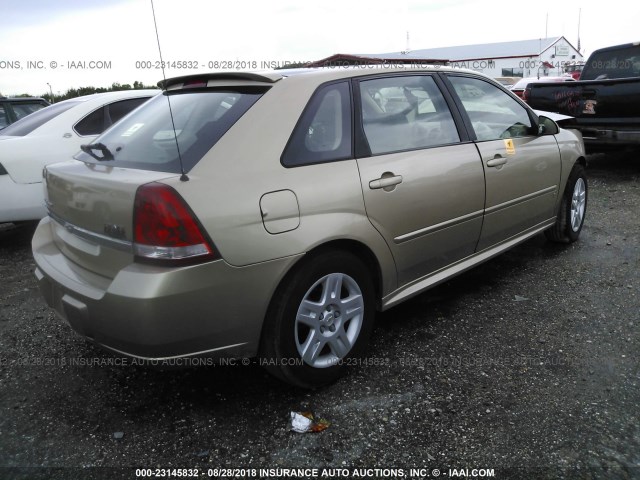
[32,66,587,388]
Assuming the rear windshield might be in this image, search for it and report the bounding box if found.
[74,88,266,173]
[0,100,80,137]
[12,102,48,120]
[581,45,640,80]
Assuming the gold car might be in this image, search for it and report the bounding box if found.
[32,66,587,388]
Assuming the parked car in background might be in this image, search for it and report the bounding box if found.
[32,67,587,388]
[562,61,585,80]
[0,97,49,130]
[494,76,519,89]
[0,90,158,223]
[510,76,575,101]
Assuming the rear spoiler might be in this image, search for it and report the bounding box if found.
[158,72,282,90]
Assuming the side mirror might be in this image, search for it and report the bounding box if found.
[537,115,559,135]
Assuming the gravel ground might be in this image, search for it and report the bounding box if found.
[0,151,638,480]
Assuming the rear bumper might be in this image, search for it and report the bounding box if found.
[576,126,640,148]
[32,216,299,361]
[0,177,46,222]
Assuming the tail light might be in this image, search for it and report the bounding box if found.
[522,88,530,102]
[133,183,218,265]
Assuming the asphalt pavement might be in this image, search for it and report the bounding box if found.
[0,151,638,480]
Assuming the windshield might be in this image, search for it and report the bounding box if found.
[581,45,640,80]
[0,100,81,137]
[74,88,266,173]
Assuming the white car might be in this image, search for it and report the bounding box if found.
[0,90,158,223]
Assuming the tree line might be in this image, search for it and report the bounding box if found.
[6,81,157,103]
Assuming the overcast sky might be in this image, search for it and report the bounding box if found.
[1,0,638,96]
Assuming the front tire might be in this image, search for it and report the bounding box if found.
[259,251,375,388]
[545,164,588,243]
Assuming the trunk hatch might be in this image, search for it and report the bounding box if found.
[45,160,176,279]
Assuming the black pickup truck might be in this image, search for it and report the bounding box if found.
[525,42,640,152]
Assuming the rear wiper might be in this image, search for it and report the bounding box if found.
[80,142,114,161]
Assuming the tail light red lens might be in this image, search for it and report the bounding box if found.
[133,183,218,264]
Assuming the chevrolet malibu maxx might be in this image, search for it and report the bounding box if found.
[32,66,587,388]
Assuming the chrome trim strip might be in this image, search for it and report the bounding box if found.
[100,342,250,362]
[383,218,555,310]
[485,186,557,215]
[394,209,484,244]
[48,210,133,253]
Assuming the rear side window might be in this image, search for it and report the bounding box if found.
[282,81,352,167]
[108,97,148,123]
[0,101,80,137]
[581,44,640,80]
[75,98,150,136]
[12,102,46,120]
[74,88,266,173]
[74,108,105,136]
[448,76,534,141]
[0,105,7,129]
[359,75,460,155]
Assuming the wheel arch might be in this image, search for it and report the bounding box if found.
[305,239,384,309]
[276,239,385,311]
[257,239,386,355]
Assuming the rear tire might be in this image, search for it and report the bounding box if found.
[259,251,375,389]
[545,164,587,243]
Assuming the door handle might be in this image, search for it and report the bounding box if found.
[369,174,403,190]
[486,156,508,168]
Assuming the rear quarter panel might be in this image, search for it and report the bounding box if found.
[172,77,398,295]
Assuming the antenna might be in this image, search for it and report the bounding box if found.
[545,12,548,38]
[150,0,189,182]
[577,8,582,52]
[406,31,410,53]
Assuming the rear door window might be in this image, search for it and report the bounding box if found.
[358,75,460,155]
